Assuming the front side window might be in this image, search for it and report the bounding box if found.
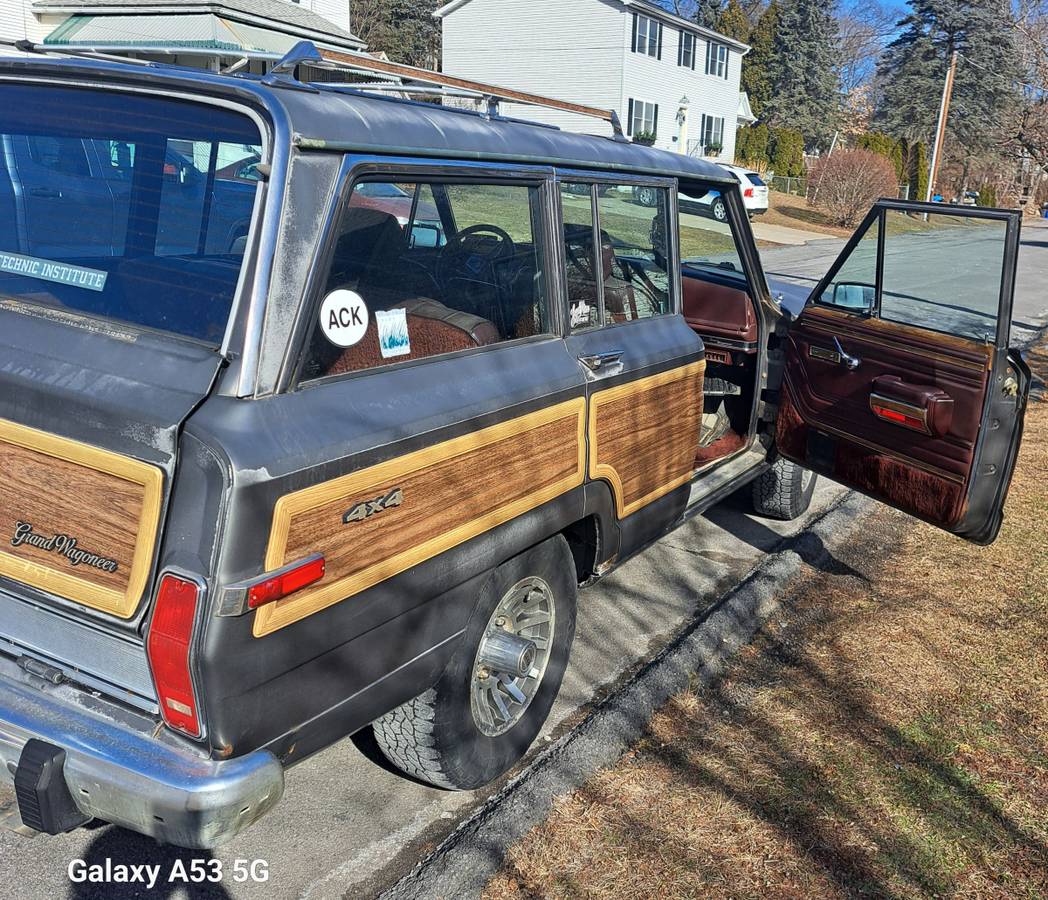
[633,14,661,57]
[705,41,729,78]
[0,85,262,343]
[628,100,659,139]
[678,32,696,68]
[300,178,551,381]
[817,208,1009,342]
[678,179,747,281]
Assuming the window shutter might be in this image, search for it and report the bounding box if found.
[723,48,729,79]
[656,23,663,59]
[628,98,635,136]
[677,33,683,66]
[653,104,659,137]
[690,36,697,69]
[705,41,712,75]
[631,14,638,53]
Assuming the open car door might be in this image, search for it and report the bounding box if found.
[776,199,1031,544]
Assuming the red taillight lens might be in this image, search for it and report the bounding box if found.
[147,574,202,738]
[247,556,326,609]
[744,187,754,198]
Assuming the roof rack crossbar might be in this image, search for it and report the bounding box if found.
[270,40,625,137]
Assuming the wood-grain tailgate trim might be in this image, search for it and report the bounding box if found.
[0,418,163,618]
[589,360,706,518]
[255,398,587,637]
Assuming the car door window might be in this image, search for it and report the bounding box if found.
[595,184,671,320]
[300,177,552,382]
[880,210,1005,342]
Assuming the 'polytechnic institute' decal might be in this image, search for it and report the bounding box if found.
[343,487,404,524]
[10,521,119,573]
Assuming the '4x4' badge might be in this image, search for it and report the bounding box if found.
[343,487,404,524]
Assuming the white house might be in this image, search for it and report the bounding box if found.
[435,0,750,162]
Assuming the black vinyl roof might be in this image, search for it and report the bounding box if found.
[0,54,734,184]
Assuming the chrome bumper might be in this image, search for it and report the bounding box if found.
[0,658,283,848]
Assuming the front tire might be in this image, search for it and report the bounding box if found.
[751,455,817,520]
[373,535,577,790]
[711,198,728,222]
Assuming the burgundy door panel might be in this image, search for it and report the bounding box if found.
[779,306,992,529]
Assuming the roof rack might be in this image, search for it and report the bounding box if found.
[1,38,624,138]
[267,41,624,137]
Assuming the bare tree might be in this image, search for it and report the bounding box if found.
[836,0,898,97]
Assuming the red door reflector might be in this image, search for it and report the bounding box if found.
[871,402,926,432]
[247,556,326,609]
[147,574,203,738]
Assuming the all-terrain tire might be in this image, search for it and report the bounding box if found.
[751,454,817,521]
[373,535,577,790]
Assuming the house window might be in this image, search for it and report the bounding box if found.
[700,114,725,153]
[627,99,659,139]
[678,32,696,69]
[705,41,729,78]
[632,14,662,58]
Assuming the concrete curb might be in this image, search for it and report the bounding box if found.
[378,490,874,900]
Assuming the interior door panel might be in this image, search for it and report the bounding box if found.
[778,200,1029,543]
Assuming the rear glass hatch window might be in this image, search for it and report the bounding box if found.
[0,85,264,343]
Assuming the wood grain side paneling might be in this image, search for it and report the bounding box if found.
[254,398,587,637]
[0,418,163,618]
[589,361,706,518]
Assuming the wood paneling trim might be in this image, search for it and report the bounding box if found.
[254,398,587,637]
[0,418,163,618]
[589,361,706,518]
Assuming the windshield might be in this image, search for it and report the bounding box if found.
[0,85,263,343]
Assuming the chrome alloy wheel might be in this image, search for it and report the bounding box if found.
[470,576,556,737]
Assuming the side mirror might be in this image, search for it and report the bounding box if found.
[828,282,875,312]
[409,222,442,249]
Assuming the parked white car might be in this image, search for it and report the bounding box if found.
[642,163,769,221]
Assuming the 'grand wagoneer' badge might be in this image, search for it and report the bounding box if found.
[10,521,119,574]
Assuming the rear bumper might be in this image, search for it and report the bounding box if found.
[0,658,283,848]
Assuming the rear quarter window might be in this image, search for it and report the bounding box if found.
[0,85,263,343]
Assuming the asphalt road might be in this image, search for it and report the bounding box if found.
[2,220,1045,899]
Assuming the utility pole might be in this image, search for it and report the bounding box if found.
[925,50,958,202]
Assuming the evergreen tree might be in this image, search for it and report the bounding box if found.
[354,0,443,68]
[761,0,841,150]
[874,0,1019,155]
[694,0,724,30]
[716,0,751,41]
[741,1,778,117]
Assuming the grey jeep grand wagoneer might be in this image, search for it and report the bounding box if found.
[0,43,1030,848]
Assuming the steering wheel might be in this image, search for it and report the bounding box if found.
[435,223,517,318]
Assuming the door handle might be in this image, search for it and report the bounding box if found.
[833,337,861,370]
[577,351,623,372]
[27,187,62,199]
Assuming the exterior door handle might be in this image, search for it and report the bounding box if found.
[833,337,861,370]
[27,187,62,199]
[577,351,623,372]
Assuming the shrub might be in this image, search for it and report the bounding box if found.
[808,149,898,226]
[769,127,805,177]
[632,130,656,146]
[977,184,998,207]
[736,123,770,167]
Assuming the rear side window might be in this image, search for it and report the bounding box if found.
[300,178,552,381]
[0,85,262,343]
[560,182,672,329]
[746,172,765,186]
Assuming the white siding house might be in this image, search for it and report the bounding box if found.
[435,0,749,162]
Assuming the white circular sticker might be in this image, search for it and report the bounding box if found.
[319,290,369,348]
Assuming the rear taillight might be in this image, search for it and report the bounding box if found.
[147,573,203,738]
[744,187,754,198]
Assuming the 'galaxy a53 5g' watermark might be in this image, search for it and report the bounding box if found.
[68,858,270,887]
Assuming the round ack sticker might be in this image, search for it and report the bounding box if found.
[319,290,369,347]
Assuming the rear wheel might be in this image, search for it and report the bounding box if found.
[752,455,817,520]
[711,197,728,222]
[373,535,577,789]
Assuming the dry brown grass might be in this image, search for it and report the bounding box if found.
[485,346,1048,900]
[761,191,854,239]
